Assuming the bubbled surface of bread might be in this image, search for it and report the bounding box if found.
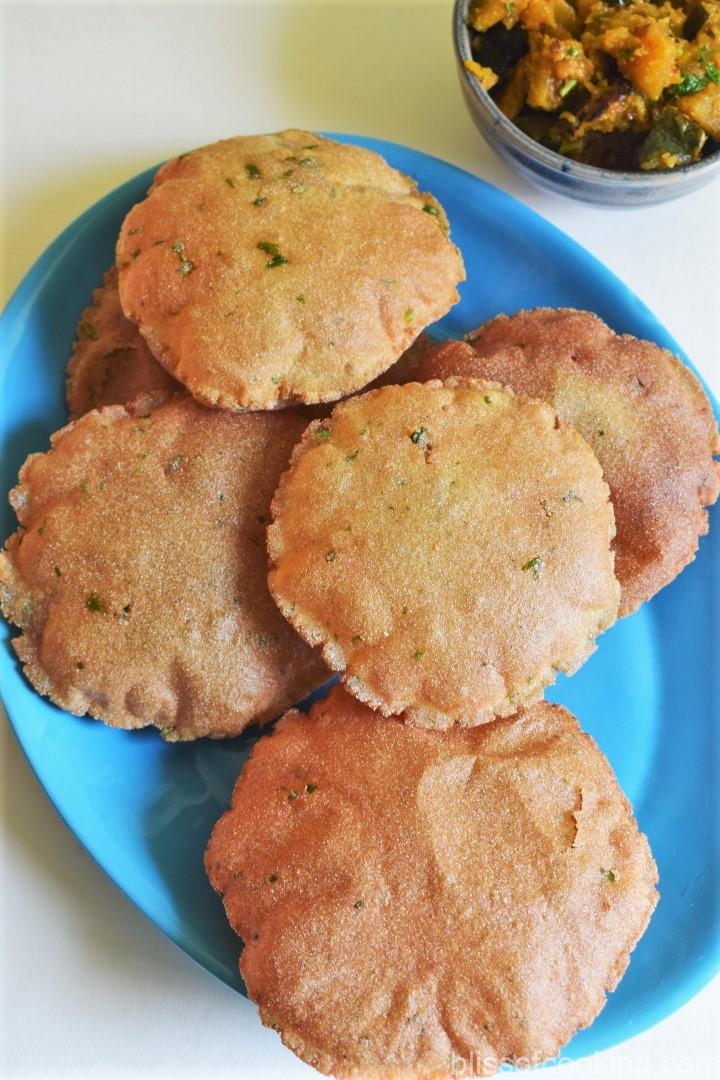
[206,686,658,1079]
[116,130,464,411]
[268,379,620,728]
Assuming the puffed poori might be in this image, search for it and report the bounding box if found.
[0,395,327,739]
[268,379,620,728]
[66,267,179,419]
[116,130,464,410]
[205,685,658,1079]
[415,309,720,616]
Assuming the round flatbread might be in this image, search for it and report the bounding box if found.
[0,396,327,739]
[116,130,464,410]
[206,685,658,1079]
[268,379,619,728]
[415,309,720,616]
[66,267,179,419]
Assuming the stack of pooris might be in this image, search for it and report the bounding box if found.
[3,128,717,1079]
[3,130,465,739]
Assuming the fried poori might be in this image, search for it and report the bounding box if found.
[66,267,179,419]
[268,379,619,728]
[206,685,658,1079]
[415,309,720,616]
[116,131,464,410]
[0,395,327,739]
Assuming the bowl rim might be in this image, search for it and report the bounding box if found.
[453,0,720,186]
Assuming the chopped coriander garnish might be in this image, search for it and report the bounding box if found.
[353,899,365,910]
[290,183,305,194]
[246,163,262,179]
[423,203,439,216]
[346,449,359,461]
[414,649,425,660]
[410,427,428,445]
[566,44,579,57]
[305,783,317,794]
[53,566,62,577]
[165,455,183,474]
[404,308,414,324]
[252,195,267,206]
[325,549,337,562]
[86,592,105,613]
[600,868,617,883]
[315,426,331,440]
[672,72,707,96]
[266,873,278,883]
[351,634,363,645]
[563,490,582,503]
[597,429,605,437]
[271,374,280,385]
[296,294,306,304]
[224,177,236,188]
[559,78,577,97]
[707,61,720,84]
[288,790,299,800]
[130,248,141,259]
[484,394,492,405]
[521,556,543,579]
[257,240,289,268]
[79,320,98,341]
[171,239,194,276]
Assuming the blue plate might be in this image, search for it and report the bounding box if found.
[1,137,718,1063]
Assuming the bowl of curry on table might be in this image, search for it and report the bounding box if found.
[454,0,720,205]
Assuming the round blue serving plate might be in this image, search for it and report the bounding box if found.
[1,136,718,1065]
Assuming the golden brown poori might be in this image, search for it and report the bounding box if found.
[116,130,465,411]
[0,395,328,739]
[206,685,658,1079]
[268,379,620,728]
[415,308,720,616]
[66,267,179,419]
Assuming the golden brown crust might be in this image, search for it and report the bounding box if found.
[116,130,464,410]
[205,686,658,1079]
[66,267,179,419]
[415,308,720,617]
[267,379,619,728]
[0,396,328,739]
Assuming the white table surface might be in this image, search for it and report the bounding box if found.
[1,2,719,1078]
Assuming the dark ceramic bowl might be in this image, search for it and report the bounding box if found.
[453,0,720,207]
